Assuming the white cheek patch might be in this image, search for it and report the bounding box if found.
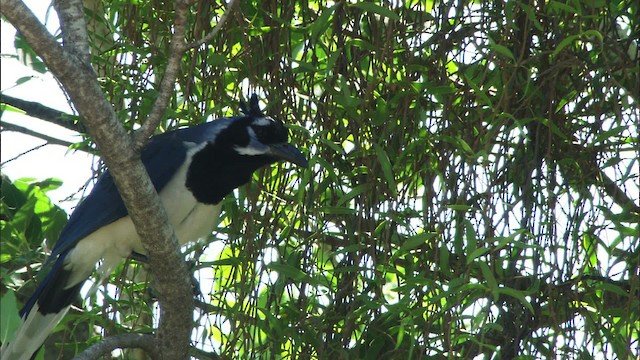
[234,142,269,155]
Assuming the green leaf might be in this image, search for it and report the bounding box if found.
[467,247,490,264]
[318,137,344,154]
[446,204,473,212]
[350,2,400,21]
[399,232,437,253]
[336,183,370,207]
[465,219,478,258]
[519,3,544,30]
[16,76,35,86]
[201,257,242,266]
[478,262,499,301]
[316,206,357,215]
[266,262,307,281]
[266,263,324,287]
[552,34,579,58]
[549,1,577,14]
[14,34,47,73]
[489,42,515,61]
[311,5,335,40]
[593,126,627,144]
[373,143,397,196]
[347,38,376,51]
[0,291,22,344]
[463,73,493,107]
[497,287,534,314]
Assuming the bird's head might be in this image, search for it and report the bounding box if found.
[185,94,307,204]
[227,94,308,168]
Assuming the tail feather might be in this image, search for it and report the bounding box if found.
[1,304,69,360]
[1,255,88,360]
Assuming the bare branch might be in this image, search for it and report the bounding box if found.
[0,120,82,151]
[132,0,238,149]
[72,334,159,360]
[133,0,190,149]
[1,93,86,133]
[186,0,238,50]
[598,169,640,213]
[191,346,223,360]
[0,142,47,166]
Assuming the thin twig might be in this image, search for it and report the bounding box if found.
[186,0,238,50]
[0,142,47,166]
[0,121,81,151]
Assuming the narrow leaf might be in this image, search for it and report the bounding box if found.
[350,2,400,20]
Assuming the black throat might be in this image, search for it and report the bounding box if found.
[185,142,274,205]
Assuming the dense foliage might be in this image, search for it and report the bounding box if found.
[2,0,638,359]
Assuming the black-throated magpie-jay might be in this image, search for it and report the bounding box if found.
[1,94,307,360]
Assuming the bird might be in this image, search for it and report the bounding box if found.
[0,94,308,360]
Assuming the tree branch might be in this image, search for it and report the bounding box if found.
[72,334,159,360]
[1,1,194,358]
[186,0,238,50]
[53,0,91,64]
[457,270,638,358]
[1,93,86,133]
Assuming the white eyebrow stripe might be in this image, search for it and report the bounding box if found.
[233,126,269,156]
[252,117,272,126]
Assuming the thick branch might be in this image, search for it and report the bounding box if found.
[72,334,159,360]
[1,93,85,133]
[1,1,194,358]
[53,0,91,63]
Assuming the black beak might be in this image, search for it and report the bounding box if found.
[268,143,308,168]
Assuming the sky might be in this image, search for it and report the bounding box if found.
[1,1,94,212]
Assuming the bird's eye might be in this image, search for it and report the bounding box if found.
[252,126,268,139]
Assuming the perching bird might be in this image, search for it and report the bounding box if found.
[1,94,307,360]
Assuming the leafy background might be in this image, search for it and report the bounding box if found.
[1,0,638,359]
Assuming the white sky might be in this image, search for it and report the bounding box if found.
[1,1,94,212]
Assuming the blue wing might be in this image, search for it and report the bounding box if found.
[5,116,247,360]
[49,117,237,258]
[19,118,238,318]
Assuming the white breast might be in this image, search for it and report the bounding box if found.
[64,141,220,287]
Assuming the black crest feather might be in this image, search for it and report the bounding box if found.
[239,94,264,117]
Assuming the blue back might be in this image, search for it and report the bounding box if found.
[50,117,238,258]
[20,118,240,317]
